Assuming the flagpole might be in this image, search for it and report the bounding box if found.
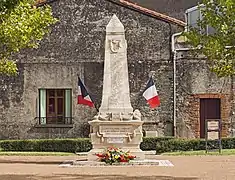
[94,104,99,112]
[135,85,145,109]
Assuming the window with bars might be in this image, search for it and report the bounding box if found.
[38,89,72,125]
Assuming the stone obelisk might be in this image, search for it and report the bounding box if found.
[88,15,144,161]
[99,14,133,115]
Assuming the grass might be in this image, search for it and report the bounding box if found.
[162,149,235,156]
[0,151,75,156]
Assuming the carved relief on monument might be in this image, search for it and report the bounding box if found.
[133,109,142,121]
[94,125,141,143]
[93,112,112,121]
[93,112,135,121]
[109,39,122,53]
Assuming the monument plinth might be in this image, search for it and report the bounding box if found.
[88,15,144,161]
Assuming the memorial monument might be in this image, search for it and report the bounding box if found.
[88,15,144,161]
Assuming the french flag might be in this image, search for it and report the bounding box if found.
[143,76,160,108]
[77,77,95,108]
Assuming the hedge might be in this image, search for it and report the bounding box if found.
[0,137,166,152]
[2,137,235,153]
[140,136,174,150]
[0,138,92,153]
[155,138,235,154]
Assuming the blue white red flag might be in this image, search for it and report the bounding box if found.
[77,77,95,108]
[143,76,160,108]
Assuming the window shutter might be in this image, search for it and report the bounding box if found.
[65,89,72,123]
[36,97,39,117]
[39,89,46,124]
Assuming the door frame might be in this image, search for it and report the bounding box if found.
[199,98,221,138]
[186,93,230,138]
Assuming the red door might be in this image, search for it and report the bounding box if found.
[200,98,221,138]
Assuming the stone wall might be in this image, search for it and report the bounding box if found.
[175,52,234,138]
[0,0,181,139]
[1,0,233,139]
[0,65,25,139]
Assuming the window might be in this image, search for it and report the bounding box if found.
[38,89,72,125]
[185,5,216,35]
[186,6,202,30]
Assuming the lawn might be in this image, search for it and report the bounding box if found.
[162,149,235,156]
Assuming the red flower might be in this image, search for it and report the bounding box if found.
[108,146,118,151]
[120,155,128,162]
[96,147,136,164]
[95,153,105,158]
[128,155,136,159]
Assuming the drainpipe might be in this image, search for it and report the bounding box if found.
[172,50,177,137]
[171,32,191,137]
[171,32,181,137]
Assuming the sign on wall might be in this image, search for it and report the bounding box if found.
[205,119,222,153]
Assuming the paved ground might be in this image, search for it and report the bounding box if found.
[0,155,234,180]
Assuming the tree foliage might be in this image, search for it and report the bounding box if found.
[0,0,57,76]
[185,0,235,77]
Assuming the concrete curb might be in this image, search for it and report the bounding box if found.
[0,156,86,165]
[0,160,62,164]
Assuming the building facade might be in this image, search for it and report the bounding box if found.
[0,0,234,139]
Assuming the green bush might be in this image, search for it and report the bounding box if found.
[0,138,92,153]
[221,138,235,149]
[140,137,174,151]
[0,140,35,152]
[156,139,205,154]
[156,138,235,154]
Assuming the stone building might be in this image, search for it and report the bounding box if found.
[0,0,234,139]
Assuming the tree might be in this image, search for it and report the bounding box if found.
[185,0,235,77]
[0,0,57,75]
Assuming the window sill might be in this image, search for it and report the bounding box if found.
[35,124,73,128]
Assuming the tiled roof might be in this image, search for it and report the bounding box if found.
[36,0,186,27]
[108,0,186,27]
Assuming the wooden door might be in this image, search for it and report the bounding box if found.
[200,98,221,138]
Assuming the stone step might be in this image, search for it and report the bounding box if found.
[76,150,156,156]
[59,159,174,167]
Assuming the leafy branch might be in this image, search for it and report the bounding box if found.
[184,0,235,77]
[0,0,57,76]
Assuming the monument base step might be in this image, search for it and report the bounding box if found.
[59,159,174,167]
[76,150,156,156]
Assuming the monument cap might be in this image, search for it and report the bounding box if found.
[106,14,125,33]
